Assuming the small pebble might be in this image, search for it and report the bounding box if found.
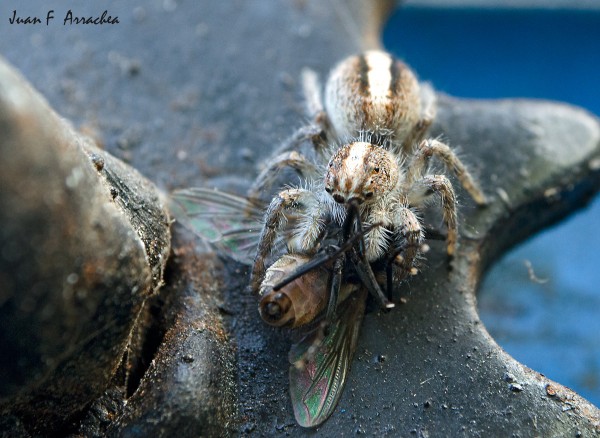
[509,383,523,392]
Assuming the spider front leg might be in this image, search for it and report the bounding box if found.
[407,138,487,206]
[387,205,424,295]
[409,174,458,256]
[251,188,324,293]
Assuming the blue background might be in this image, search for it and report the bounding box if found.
[384,6,600,406]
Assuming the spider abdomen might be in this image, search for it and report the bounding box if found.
[324,50,421,142]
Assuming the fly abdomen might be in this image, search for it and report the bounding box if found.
[258,254,329,328]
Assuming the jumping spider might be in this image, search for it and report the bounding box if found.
[249,50,487,302]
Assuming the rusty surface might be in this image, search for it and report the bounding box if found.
[0,0,599,436]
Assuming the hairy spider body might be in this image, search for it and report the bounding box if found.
[249,50,486,297]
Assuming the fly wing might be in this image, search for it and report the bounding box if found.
[288,286,367,428]
[170,188,265,265]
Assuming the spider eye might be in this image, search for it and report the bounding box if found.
[373,167,380,173]
[325,187,332,194]
[365,192,374,199]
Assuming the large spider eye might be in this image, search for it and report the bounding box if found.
[373,167,380,173]
[365,192,374,199]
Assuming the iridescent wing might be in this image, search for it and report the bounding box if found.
[288,286,368,427]
[170,188,265,265]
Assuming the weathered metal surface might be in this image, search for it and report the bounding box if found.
[0,0,599,436]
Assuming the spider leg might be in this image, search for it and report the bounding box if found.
[387,205,424,297]
[409,174,458,256]
[301,67,333,139]
[301,68,325,122]
[247,68,332,219]
[401,113,433,154]
[247,150,319,202]
[250,188,316,292]
[247,125,326,203]
[400,83,436,152]
[407,138,487,206]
